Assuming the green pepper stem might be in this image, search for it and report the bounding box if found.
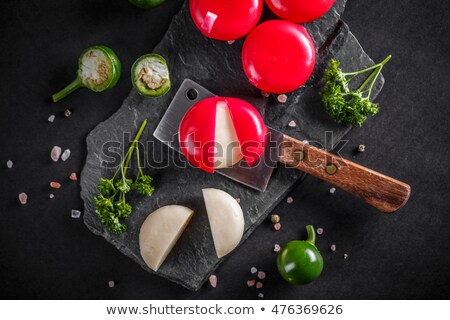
[51,77,83,102]
[305,225,316,245]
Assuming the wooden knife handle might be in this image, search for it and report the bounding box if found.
[279,135,411,213]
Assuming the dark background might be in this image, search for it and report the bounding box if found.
[1,0,449,299]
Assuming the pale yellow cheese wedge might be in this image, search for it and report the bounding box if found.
[214,100,244,168]
[139,205,194,271]
[202,188,245,258]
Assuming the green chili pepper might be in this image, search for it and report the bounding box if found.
[52,45,121,102]
[131,54,170,97]
[277,225,323,285]
[128,0,166,9]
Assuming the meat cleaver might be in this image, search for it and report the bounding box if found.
[154,79,411,213]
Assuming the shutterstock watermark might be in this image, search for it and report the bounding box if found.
[100,131,349,170]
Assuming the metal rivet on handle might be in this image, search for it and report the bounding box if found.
[293,150,304,161]
[326,163,338,175]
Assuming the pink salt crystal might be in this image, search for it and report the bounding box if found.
[61,149,71,161]
[274,244,281,252]
[51,146,62,162]
[227,40,235,45]
[209,274,218,288]
[261,91,270,98]
[288,120,297,128]
[49,194,55,199]
[287,196,293,204]
[71,210,81,218]
[50,182,61,189]
[277,94,288,103]
[18,192,28,205]
[235,197,241,204]
[201,11,218,34]
[256,282,263,289]
[69,173,78,181]
[247,280,256,287]
[257,271,266,280]
[274,223,281,231]
[108,280,115,288]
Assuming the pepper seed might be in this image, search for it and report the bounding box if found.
[271,214,280,224]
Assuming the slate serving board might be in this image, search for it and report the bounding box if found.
[80,0,384,291]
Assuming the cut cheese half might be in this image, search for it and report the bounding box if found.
[214,100,244,168]
[202,188,245,258]
[179,96,266,173]
[139,205,194,272]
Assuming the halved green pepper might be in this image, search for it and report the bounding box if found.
[277,225,324,285]
[52,45,121,102]
[131,54,170,97]
[128,0,166,9]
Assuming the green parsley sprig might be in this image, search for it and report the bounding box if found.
[321,55,391,126]
[94,119,154,233]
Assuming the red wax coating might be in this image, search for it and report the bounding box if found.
[265,0,335,23]
[242,20,316,94]
[189,0,263,41]
[179,97,217,173]
[226,98,267,166]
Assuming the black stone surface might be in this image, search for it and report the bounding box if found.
[1,0,449,299]
[80,0,384,291]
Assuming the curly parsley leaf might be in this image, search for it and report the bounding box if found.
[115,178,133,194]
[93,119,155,234]
[131,175,155,196]
[97,178,116,197]
[321,56,391,126]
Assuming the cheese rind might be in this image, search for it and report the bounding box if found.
[139,205,194,271]
[202,188,245,258]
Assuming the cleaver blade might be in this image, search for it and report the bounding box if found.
[153,79,280,192]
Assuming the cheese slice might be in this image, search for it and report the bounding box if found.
[214,100,244,168]
[139,205,194,271]
[202,188,245,258]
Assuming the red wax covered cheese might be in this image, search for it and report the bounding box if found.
[179,97,267,173]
